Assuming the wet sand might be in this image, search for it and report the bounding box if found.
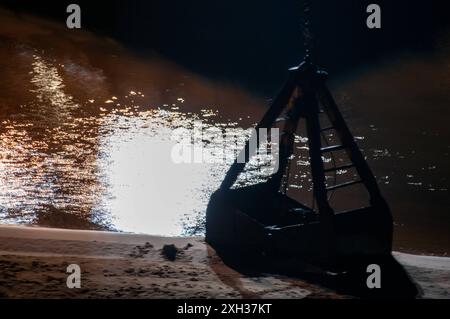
[0,225,448,299]
[0,226,341,299]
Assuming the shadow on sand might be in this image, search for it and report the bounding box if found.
[210,247,419,299]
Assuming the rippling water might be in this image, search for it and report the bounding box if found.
[0,9,449,253]
[0,9,271,236]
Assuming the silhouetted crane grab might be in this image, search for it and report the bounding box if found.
[205,59,394,271]
[205,2,418,298]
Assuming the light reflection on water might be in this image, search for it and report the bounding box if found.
[0,52,104,229]
[95,106,280,235]
[95,108,252,235]
[0,39,274,235]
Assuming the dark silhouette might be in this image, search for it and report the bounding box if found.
[206,58,418,299]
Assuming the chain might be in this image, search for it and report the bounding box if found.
[301,0,314,61]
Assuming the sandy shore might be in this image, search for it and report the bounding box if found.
[0,225,448,299]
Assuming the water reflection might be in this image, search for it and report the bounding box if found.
[0,43,264,234]
[95,108,248,235]
[0,9,268,235]
[0,50,105,229]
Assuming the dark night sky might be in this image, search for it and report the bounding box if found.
[1,0,450,93]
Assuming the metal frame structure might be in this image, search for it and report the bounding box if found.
[206,59,393,268]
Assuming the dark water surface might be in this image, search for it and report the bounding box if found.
[0,10,448,254]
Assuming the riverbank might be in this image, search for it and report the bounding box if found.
[0,225,448,299]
